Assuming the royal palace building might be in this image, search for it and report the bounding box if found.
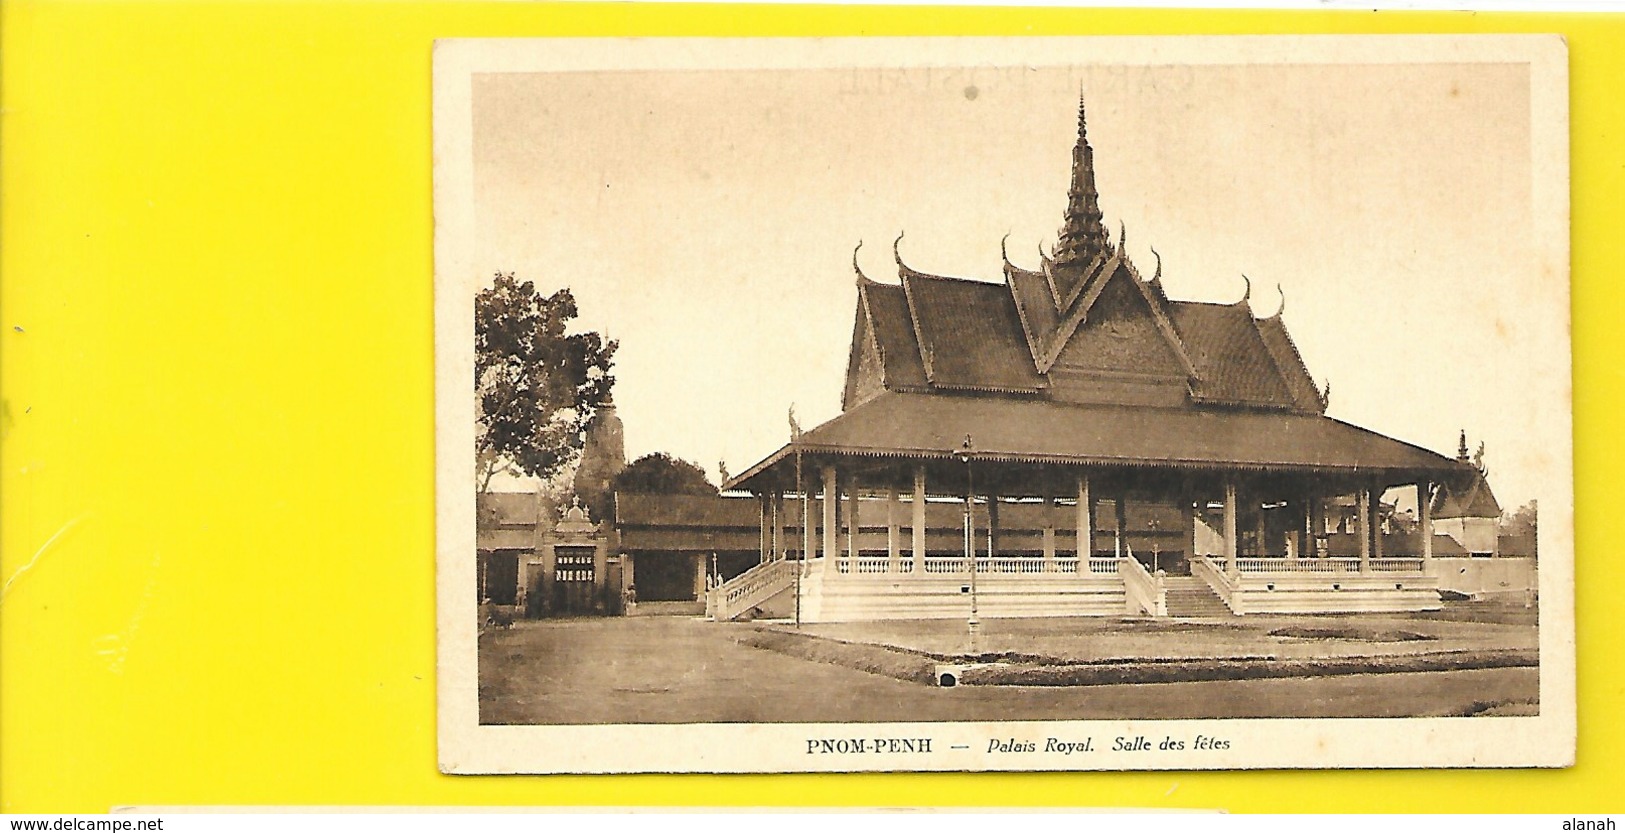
[711,97,1476,623]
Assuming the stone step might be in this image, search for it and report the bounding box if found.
[1161,576,1232,617]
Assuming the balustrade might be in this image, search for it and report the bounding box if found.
[709,558,795,620]
[825,556,1116,576]
[1216,557,1427,575]
[1087,557,1120,574]
[1369,558,1426,572]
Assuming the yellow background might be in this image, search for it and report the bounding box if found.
[1,1,1617,813]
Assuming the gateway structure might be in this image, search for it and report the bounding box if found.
[713,98,1472,623]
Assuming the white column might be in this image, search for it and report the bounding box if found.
[821,465,837,562]
[886,486,901,573]
[987,493,1000,560]
[1316,494,1329,556]
[759,493,771,564]
[772,491,785,560]
[911,466,927,573]
[1358,487,1372,574]
[1186,491,1198,567]
[1042,493,1057,570]
[801,472,815,563]
[1298,491,1314,561]
[1224,481,1239,579]
[1374,489,1385,561]
[1076,475,1092,560]
[1419,480,1434,571]
[846,477,860,562]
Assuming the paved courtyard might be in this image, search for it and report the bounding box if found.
[478,615,1538,725]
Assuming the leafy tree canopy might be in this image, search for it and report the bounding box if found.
[612,453,717,498]
[476,272,616,493]
[1501,499,1538,538]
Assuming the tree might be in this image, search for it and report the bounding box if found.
[611,453,717,499]
[475,272,616,494]
[1501,499,1538,538]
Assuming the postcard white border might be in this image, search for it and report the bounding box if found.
[433,34,1574,775]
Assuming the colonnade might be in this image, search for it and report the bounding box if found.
[751,462,1436,578]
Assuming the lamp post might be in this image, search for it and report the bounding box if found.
[1148,517,1162,574]
[953,435,979,638]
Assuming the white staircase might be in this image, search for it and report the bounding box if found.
[706,558,796,621]
[1163,575,1233,617]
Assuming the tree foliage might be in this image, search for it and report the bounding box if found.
[1501,499,1538,538]
[611,453,717,498]
[475,272,616,493]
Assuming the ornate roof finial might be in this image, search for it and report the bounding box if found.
[1150,246,1163,282]
[1238,274,1252,306]
[1272,284,1286,318]
[892,231,928,280]
[852,240,867,283]
[1053,91,1109,273]
[1118,220,1126,252]
[1458,429,1470,461]
[1322,379,1332,406]
[1000,232,1013,268]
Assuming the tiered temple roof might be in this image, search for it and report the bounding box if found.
[843,96,1325,415]
[729,94,1465,494]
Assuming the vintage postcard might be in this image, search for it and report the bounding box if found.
[433,35,1574,774]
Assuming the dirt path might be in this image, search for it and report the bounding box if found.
[478,617,1538,725]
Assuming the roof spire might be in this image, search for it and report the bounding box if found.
[1052,91,1109,273]
[1458,429,1470,461]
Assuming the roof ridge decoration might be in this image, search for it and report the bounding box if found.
[865,291,889,370]
[1052,92,1111,275]
[1038,241,1064,308]
[1244,283,1324,414]
[1268,286,1328,412]
[852,240,868,284]
[893,231,932,281]
[1057,250,1111,315]
[897,257,937,385]
[841,288,864,411]
[1144,246,1169,304]
[1033,252,1200,379]
[1036,251,1120,371]
[1004,255,1047,370]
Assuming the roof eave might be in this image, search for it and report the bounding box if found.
[728,440,1465,487]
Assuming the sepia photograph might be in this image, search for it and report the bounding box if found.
[433,35,1573,773]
